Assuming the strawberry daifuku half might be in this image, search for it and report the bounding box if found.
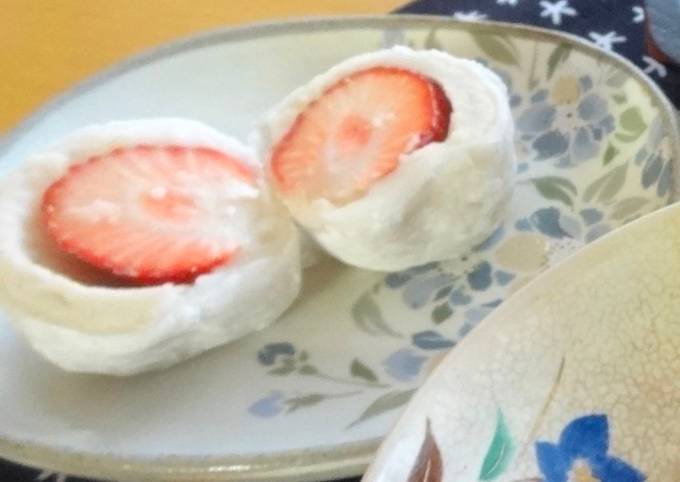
[271,66,452,204]
[257,46,516,271]
[0,119,301,375]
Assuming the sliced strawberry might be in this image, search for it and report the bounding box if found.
[271,67,452,204]
[42,145,256,285]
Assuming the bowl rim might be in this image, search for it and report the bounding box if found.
[0,14,678,482]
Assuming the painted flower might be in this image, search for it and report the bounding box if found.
[248,391,285,417]
[517,75,615,167]
[257,342,295,366]
[383,349,427,382]
[535,414,645,482]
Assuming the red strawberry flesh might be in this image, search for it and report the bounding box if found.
[42,145,256,285]
[271,67,452,204]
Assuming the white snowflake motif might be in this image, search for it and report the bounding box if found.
[632,5,645,23]
[588,31,627,51]
[539,0,577,25]
[642,55,668,78]
[453,10,488,21]
[497,0,518,5]
[36,471,67,482]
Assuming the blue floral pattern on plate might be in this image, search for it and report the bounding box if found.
[247,27,676,426]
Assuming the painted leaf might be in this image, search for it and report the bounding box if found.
[616,107,647,143]
[479,409,514,480]
[347,389,416,428]
[268,365,296,376]
[285,393,325,413]
[424,29,444,50]
[298,364,318,375]
[583,163,627,203]
[583,171,609,203]
[407,419,443,482]
[431,303,453,324]
[434,285,453,301]
[606,68,629,88]
[611,197,648,220]
[412,330,456,350]
[532,176,577,207]
[471,33,518,65]
[598,163,628,202]
[352,293,402,338]
[351,359,378,383]
[547,43,571,79]
[603,143,619,165]
[612,92,627,104]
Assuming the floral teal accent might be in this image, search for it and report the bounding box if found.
[383,349,427,382]
[535,414,646,482]
[479,409,514,480]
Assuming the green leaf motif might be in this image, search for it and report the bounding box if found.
[611,196,648,220]
[603,143,619,165]
[612,92,627,105]
[431,303,453,324]
[615,107,647,143]
[599,163,628,202]
[547,43,571,79]
[479,409,514,480]
[347,389,416,428]
[268,365,296,376]
[531,176,577,207]
[470,33,518,65]
[352,293,402,338]
[285,393,325,413]
[298,364,318,375]
[583,163,628,203]
[350,359,378,383]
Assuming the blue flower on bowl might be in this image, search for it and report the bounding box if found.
[535,414,645,482]
[517,75,615,167]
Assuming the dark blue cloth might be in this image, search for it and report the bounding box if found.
[399,0,679,106]
[2,1,676,481]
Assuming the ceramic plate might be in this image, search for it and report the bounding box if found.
[363,198,680,482]
[0,15,678,482]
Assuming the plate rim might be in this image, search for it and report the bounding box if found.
[0,14,678,482]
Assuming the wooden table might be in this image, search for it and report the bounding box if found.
[1,0,404,132]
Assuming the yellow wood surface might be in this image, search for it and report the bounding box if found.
[0,0,404,131]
